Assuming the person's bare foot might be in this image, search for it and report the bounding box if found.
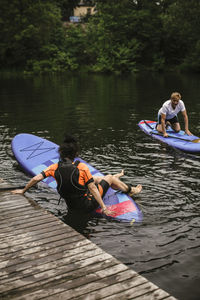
[129,184,142,196]
[113,170,124,179]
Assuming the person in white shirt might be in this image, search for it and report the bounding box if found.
[157,92,193,137]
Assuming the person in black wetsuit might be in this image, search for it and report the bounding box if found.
[12,135,142,216]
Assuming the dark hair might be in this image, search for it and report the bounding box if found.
[59,135,79,161]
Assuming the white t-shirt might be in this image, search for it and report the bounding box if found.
[158,100,185,119]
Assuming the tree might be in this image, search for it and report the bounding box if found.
[162,0,200,68]
[0,0,64,69]
[1,0,199,73]
[85,0,164,72]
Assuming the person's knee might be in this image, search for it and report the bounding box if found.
[103,174,113,185]
[93,176,103,184]
[156,124,162,132]
[173,124,180,132]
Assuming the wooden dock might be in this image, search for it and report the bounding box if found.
[0,182,177,300]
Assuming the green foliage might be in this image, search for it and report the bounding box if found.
[180,40,200,72]
[1,0,200,74]
[91,41,139,74]
[84,0,163,73]
[162,0,200,66]
[0,0,65,70]
[64,25,87,65]
[25,46,79,74]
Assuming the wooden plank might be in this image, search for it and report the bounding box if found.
[0,230,81,257]
[0,199,29,207]
[0,185,24,191]
[96,282,159,300]
[0,193,42,212]
[0,205,40,219]
[0,252,116,299]
[0,202,32,213]
[83,279,177,300]
[0,246,105,277]
[77,279,156,300]
[0,194,36,212]
[0,226,75,250]
[0,214,56,232]
[0,210,48,225]
[0,213,68,233]
[8,268,137,300]
[0,212,70,236]
[99,283,176,300]
[0,255,118,297]
[0,179,24,191]
[0,217,60,237]
[0,234,85,264]
[0,240,95,270]
[0,252,113,287]
[0,235,88,283]
[0,228,81,265]
[0,187,177,300]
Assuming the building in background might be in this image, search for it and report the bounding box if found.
[70,0,96,23]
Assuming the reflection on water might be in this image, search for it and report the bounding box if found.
[0,72,200,300]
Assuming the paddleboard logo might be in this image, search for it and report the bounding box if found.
[20,141,56,159]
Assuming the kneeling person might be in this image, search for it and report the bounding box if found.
[157,92,192,138]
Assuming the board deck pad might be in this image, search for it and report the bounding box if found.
[138,120,200,153]
[12,133,143,223]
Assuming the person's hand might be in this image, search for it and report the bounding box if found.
[185,130,193,136]
[163,132,168,138]
[102,207,116,216]
[11,189,25,195]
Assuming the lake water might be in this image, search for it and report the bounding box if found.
[1,72,200,300]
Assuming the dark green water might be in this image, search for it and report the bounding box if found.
[1,72,200,300]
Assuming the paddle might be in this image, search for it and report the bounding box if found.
[143,120,200,143]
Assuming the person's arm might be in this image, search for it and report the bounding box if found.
[161,113,168,137]
[87,181,114,216]
[11,173,44,195]
[182,110,192,135]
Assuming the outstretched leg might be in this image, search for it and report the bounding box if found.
[113,169,124,179]
[93,170,124,184]
[102,174,142,196]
